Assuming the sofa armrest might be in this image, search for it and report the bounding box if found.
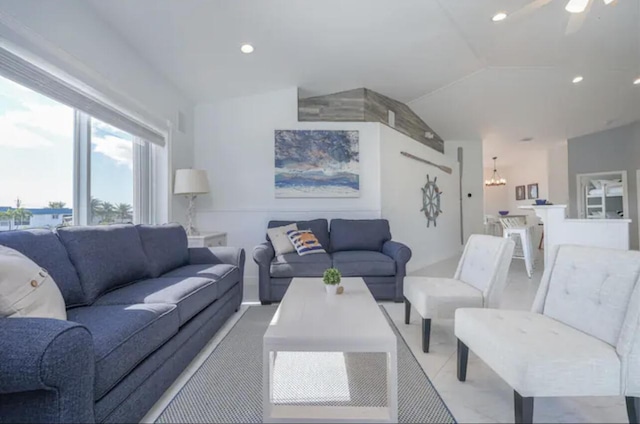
[383,241,412,301]
[253,242,275,267]
[188,247,246,269]
[383,240,412,266]
[0,318,95,423]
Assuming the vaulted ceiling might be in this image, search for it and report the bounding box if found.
[88,0,640,147]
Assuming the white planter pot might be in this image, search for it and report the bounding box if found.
[325,284,339,295]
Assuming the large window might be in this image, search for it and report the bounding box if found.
[0,74,154,231]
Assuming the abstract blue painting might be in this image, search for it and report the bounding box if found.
[275,130,359,198]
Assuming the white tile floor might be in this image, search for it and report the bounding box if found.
[143,254,629,424]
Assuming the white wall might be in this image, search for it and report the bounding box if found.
[444,140,484,242]
[0,0,195,222]
[194,87,382,287]
[380,125,462,272]
[547,142,569,206]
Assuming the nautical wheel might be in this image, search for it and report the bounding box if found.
[421,174,442,227]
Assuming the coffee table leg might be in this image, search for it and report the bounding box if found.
[387,348,398,423]
[263,347,272,422]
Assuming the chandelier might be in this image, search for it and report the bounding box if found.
[485,157,506,187]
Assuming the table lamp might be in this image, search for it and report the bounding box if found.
[173,169,210,236]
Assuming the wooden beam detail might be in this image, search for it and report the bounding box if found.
[298,87,444,153]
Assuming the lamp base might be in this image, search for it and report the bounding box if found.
[185,195,199,237]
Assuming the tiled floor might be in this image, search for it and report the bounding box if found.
[143,254,628,423]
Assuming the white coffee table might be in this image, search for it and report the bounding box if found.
[263,277,398,423]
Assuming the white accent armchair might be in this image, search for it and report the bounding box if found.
[455,245,640,424]
[403,234,515,352]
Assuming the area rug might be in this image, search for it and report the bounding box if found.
[155,305,456,423]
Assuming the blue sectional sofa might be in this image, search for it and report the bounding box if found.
[253,219,411,304]
[0,224,245,424]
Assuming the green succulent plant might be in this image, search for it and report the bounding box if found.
[323,268,341,285]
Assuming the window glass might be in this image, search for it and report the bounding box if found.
[90,119,135,224]
[0,75,74,230]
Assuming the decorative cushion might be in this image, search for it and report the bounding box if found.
[0,245,66,320]
[266,223,297,256]
[329,219,391,252]
[56,225,150,304]
[287,229,326,256]
[331,251,396,277]
[270,252,332,278]
[136,224,189,278]
[403,276,483,319]
[268,219,330,251]
[0,229,85,307]
[455,308,621,397]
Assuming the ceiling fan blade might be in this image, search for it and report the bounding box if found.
[565,0,590,13]
[565,7,589,34]
[507,0,554,22]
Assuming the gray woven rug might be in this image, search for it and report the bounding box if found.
[156,305,455,423]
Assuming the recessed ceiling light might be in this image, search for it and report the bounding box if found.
[634,77,640,85]
[492,12,507,22]
[572,75,584,84]
[240,44,254,54]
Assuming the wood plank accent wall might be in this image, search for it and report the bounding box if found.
[298,88,444,153]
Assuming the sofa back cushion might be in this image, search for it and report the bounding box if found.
[0,229,85,307]
[136,224,189,277]
[267,219,330,251]
[329,219,391,252]
[56,225,150,303]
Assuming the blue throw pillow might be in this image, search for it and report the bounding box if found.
[287,230,326,256]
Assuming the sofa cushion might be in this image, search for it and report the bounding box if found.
[136,224,189,278]
[455,308,621,397]
[332,251,396,277]
[329,219,391,252]
[268,219,330,251]
[56,225,150,303]
[403,276,483,319]
[270,252,332,278]
[94,277,218,326]
[162,264,239,297]
[67,303,179,399]
[0,229,85,307]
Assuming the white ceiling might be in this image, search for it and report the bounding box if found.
[88,0,640,146]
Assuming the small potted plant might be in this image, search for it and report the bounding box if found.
[323,268,342,295]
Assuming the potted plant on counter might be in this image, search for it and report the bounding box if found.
[323,268,342,295]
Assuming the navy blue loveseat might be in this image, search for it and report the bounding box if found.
[253,219,411,303]
[0,224,245,423]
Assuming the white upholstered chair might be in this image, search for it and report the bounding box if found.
[403,234,515,352]
[455,245,640,424]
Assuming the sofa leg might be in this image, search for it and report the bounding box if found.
[261,301,272,306]
[626,397,640,424]
[514,391,534,424]
[422,318,431,353]
[393,298,403,303]
[404,297,411,324]
[457,339,468,382]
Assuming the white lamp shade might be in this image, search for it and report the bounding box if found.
[174,169,210,195]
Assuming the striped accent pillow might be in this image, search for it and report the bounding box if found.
[287,229,326,256]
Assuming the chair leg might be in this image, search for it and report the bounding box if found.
[626,397,640,424]
[514,391,534,424]
[457,339,468,381]
[404,297,411,324]
[422,318,431,353]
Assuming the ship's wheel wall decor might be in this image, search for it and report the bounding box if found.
[421,174,442,227]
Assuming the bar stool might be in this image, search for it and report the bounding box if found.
[500,217,535,278]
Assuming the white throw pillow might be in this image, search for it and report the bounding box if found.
[0,245,66,320]
[267,223,298,256]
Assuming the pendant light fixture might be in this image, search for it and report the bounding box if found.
[485,157,507,187]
